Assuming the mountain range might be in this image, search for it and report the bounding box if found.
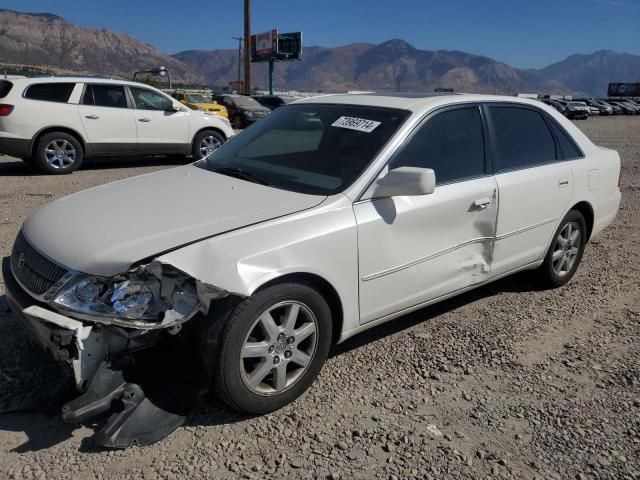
[1,9,639,95]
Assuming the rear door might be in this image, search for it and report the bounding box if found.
[355,105,499,323]
[128,86,190,154]
[78,83,137,155]
[486,104,574,276]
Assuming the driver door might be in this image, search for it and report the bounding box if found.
[128,86,190,154]
[355,105,498,324]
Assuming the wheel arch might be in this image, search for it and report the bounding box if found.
[192,126,227,145]
[570,201,594,241]
[254,272,344,344]
[31,126,87,159]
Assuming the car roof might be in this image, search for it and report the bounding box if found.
[8,76,162,89]
[295,92,558,114]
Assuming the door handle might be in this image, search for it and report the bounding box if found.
[473,197,491,209]
[85,114,99,120]
[558,177,569,187]
[138,117,151,123]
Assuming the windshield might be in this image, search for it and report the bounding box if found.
[197,103,410,195]
[232,96,263,108]
[569,102,584,107]
[186,94,210,103]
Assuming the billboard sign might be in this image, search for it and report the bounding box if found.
[251,29,278,62]
[251,30,302,63]
[278,32,302,60]
[608,83,640,97]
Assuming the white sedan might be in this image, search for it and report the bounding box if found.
[4,93,621,446]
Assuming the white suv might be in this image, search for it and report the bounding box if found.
[0,77,234,174]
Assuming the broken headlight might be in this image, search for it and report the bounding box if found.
[52,265,199,322]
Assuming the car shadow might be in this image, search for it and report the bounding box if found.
[0,155,188,176]
[331,270,544,357]
[0,270,545,451]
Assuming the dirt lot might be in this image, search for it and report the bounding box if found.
[0,116,638,480]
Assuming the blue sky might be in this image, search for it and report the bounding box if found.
[3,0,640,68]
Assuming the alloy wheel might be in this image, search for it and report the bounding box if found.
[199,135,222,157]
[552,221,581,277]
[240,301,318,396]
[44,139,77,169]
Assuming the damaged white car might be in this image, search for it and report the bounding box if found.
[3,93,621,447]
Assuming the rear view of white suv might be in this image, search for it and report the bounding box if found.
[0,77,234,174]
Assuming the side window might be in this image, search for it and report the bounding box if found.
[130,87,173,111]
[489,106,557,171]
[24,83,75,103]
[547,118,583,160]
[83,85,128,108]
[223,97,233,107]
[389,107,485,184]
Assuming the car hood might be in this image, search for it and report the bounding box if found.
[23,165,325,277]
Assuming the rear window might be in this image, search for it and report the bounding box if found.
[24,83,75,103]
[82,84,128,109]
[488,106,558,172]
[548,119,583,160]
[0,80,13,99]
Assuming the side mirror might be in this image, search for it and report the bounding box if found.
[169,103,182,112]
[373,166,436,198]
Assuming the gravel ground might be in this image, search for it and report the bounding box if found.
[0,116,638,480]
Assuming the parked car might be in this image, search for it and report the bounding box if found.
[171,90,228,118]
[598,100,623,115]
[3,93,621,447]
[214,94,271,129]
[252,95,303,110]
[540,99,567,115]
[606,99,638,115]
[0,77,234,174]
[556,100,589,120]
[582,99,613,116]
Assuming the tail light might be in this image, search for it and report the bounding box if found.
[0,104,14,116]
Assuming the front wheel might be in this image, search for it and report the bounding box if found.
[538,210,587,288]
[192,130,225,160]
[210,283,332,414]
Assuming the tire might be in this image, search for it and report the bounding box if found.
[33,132,83,174]
[232,115,243,129]
[210,283,332,415]
[538,210,587,288]
[191,130,225,160]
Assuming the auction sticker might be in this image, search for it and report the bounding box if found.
[331,116,381,133]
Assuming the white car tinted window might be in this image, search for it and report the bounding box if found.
[24,83,75,103]
[83,84,128,108]
[489,106,557,171]
[389,107,485,184]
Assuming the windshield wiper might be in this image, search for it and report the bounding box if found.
[211,166,271,186]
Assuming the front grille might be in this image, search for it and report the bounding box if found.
[10,230,67,295]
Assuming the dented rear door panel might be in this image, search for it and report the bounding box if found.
[355,176,498,324]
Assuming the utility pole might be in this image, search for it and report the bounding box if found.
[232,36,243,87]
[243,0,251,94]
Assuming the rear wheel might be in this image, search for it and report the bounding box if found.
[33,132,83,174]
[538,210,587,288]
[209,283,332,414]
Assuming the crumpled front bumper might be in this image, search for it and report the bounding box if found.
[3,256,125,389]
[3,256,194,448]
